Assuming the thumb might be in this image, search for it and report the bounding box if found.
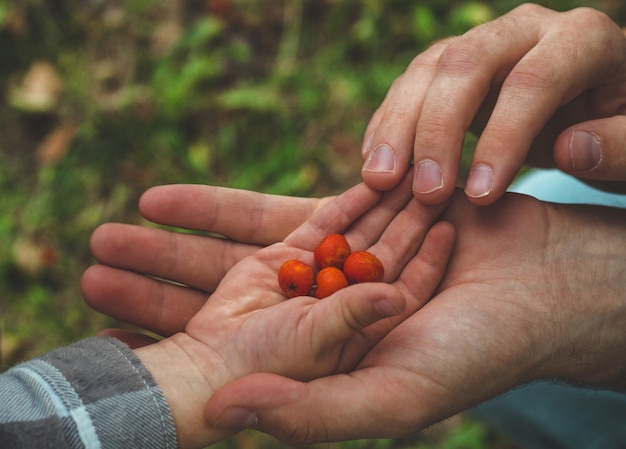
[312,282,406,347]
[205,373,322,444]
[554,116,626,190]
[205,372,418,445]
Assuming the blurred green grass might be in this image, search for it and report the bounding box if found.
[1,1,624,447]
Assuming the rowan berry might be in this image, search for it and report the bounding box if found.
[343,251,384,283]
[314,233,351,269]
[278,259,315,298]
[314,266,349,299]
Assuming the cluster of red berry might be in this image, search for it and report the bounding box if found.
[278,234,385,299]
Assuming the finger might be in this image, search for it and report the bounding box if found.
[283,182,383,250]
[81,265,205,336]
[360,104,384,159]
[139,185,322,245]
[466,7,626,204]
[98,329,159,348]
[344,171,415,250]
[206,371,425,444]
[289,172,423,253]
[89,223,257,291]
[412,5,555,205]
[554,116,626,185]
[366,198,449,282]
[393,220,455,297]
[361,40,448,191]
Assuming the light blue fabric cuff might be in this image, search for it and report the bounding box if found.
[509,168,626,208]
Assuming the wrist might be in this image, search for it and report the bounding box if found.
[545,204,626,390]
[134,333,237,449]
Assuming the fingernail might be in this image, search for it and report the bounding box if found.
[364,144,396,173]
[374,299,402,317]
[413,159,443,194]
[465,164,493,198]
[213,406,258,430]
[569,130,601,171]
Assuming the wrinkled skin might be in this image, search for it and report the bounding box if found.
[83,182,626,445]
[203,190,626,444]
[361,4,626,204]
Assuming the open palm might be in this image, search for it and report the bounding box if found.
[83,174,455,400]
[203,190,626,443]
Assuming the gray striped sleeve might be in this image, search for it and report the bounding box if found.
[0,337,177,449]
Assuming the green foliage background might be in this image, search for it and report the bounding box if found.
[1,1,624,447]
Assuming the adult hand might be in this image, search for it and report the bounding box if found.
[361,4,626,205]
[83,176,455,449]
[204,190,626,444]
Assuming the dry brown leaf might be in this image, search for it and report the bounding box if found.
[36,121,77,166]
[12,237,60,275]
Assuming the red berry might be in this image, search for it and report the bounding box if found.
[278,259,315,298]
[343,251,384,283]
[315,266,349,299]
[314,233,351,269]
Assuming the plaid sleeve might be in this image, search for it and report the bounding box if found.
[0,337,177,449]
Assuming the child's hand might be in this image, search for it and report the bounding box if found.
[82,185,328,346]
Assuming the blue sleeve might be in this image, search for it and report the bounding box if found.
[0,337,177,449]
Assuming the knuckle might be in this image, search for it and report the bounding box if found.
[406,38,451,72]
[418,113,466,150]
[433,18,512,78]
[509,3,549,17]
[505,64,557,91]
[342,301,370,333]
[564,7,623,44]
[435,39,484,77]
[567,6,612,29]
[569,8,625,57]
